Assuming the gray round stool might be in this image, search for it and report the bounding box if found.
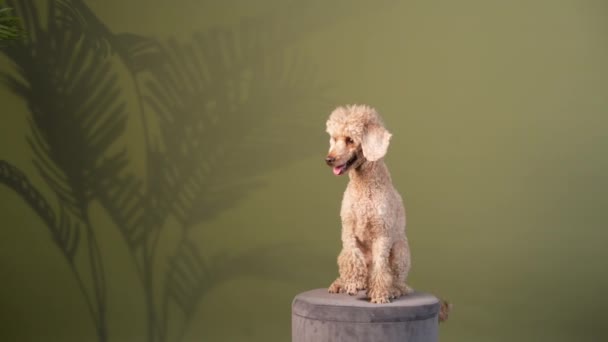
[292,288,440,342]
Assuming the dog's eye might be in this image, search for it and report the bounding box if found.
[345,137,354,144]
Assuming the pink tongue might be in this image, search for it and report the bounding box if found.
[333,166,344,175]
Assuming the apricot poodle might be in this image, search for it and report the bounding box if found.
[324,104,452,321]
[325,104,411,304]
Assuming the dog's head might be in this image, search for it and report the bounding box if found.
[325,104,392,176]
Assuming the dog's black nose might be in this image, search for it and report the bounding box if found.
[325,156,335,165]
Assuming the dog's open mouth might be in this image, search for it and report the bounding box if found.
[332,154,358,176]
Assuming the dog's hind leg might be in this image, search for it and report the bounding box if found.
[390,239,413,298]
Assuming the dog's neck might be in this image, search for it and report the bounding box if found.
[348,159,392,185]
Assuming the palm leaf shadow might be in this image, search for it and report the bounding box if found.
[0,159,109,328]
[2,0,128,221]
[0,160,79,261]
[1,1,130,340]
[0,0,25,42]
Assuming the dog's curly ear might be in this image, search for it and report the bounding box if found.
[362,124,392,161]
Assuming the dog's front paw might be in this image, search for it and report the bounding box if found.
[328,280,342,293]
[368,287,391,304]
[370,295,391,304]
[341,282,359,296]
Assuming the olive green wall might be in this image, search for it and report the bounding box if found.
[1,0,607,341]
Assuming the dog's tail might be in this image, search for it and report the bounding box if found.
[438,298,453,323]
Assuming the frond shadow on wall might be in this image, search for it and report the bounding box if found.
[0,1,131,340]
[0,0,397,341]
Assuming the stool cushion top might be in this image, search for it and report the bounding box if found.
[292,288,440,323]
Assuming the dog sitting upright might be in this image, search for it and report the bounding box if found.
[324,104,412,304]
